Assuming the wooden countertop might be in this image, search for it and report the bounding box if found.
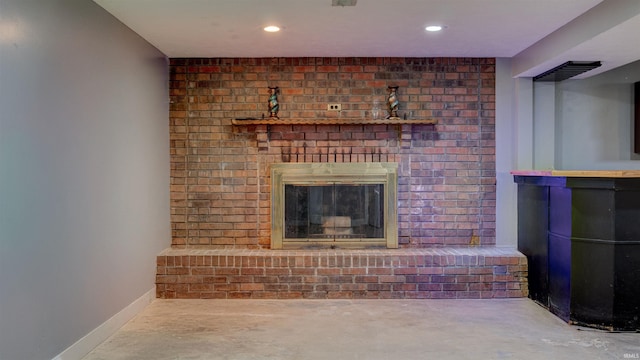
[511,170,640,178]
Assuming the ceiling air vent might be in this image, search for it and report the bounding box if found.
[533,61,602,82]
[332,0,357,6]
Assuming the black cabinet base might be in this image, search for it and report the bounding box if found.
[515,176,640,331]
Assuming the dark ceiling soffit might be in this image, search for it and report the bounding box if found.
[533,61,602,82]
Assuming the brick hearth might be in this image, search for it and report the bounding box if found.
[156,248,527,299]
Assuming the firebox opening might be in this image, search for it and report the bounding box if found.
[285,184,385,240]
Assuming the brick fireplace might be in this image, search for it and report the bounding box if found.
[169,57,497,248]
[157,57,528,299]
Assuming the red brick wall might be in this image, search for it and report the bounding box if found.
[170,57,496,249]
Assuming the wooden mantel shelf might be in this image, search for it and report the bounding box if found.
[231,118,437,126]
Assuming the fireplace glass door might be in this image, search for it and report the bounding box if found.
[284,184,384,242]
[271,162,398,249]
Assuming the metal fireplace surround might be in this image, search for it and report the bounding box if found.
[271,162,398,249]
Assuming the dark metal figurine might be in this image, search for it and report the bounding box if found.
[268,86,280,119]
[387,85,399,119]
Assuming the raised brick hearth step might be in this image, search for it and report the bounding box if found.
[156,248,528,299]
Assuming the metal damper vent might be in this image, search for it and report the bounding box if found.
[533,61,602,82]
[332,0,357,6]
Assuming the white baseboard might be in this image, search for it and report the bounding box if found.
[52,287,156,360]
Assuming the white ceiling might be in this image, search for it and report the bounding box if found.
[93,0,640,79]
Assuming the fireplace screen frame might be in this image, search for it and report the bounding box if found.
[271,162,398,249]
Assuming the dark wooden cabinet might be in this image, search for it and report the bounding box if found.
[514,173,640,331]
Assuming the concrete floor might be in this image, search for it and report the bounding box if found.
[83,299,639,360]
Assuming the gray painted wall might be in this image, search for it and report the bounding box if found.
[0,1,170,359]
[495,58,518,248]
[554,60,640,169]
[533,82,556,169]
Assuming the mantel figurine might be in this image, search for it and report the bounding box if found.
[268,86,280,119]
[387,85,399,119]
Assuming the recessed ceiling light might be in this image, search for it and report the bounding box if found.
[264,26,280,32]
[425,25,443,32]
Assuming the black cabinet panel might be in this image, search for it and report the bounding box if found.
[549,186,572,237]
[615,191,640,241]
[571,188,615,241]
[548,233,571,321]
[571,239,615,328]
[516,184,549,306]
[613,244,640,330]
